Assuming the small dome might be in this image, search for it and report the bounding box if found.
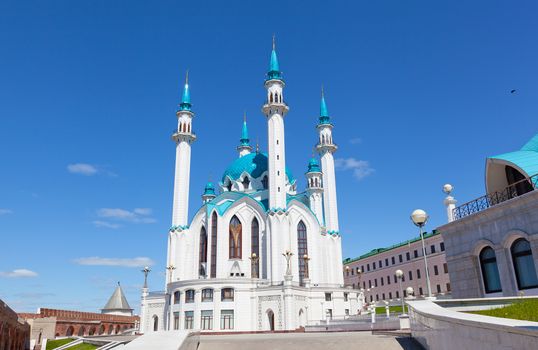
[221,152,295,184]
[203,182,216,195]
[307,157,321,173]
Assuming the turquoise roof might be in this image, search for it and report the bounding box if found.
[319,92,330,124]
[489,133,538,178]
[307,157,321,173]
[203,182,216,196]
[267,49,282,81]
[240,120,250,146]
[179,74,191,111]
[221,152,295,184]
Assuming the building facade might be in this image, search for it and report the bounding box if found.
[343,231,451,304]
[0,299,29,350]
[139,41,360,333]
[440,134,538,299]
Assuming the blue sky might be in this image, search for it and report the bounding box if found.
[1,1,537,313]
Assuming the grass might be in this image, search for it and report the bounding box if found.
[67,343,99,350]
[467,299,538,322]
[46,338,75,350]
[374,305,405,314]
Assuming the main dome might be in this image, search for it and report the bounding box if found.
[221,152,295,184]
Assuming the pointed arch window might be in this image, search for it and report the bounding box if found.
[511,238,538,290]
[262,176,269,189]
[297,221,308,281]
[199,227,208,276]
[229,216,242,259]
[225,181,232,192]
[210,212,218,278]
[251,218,260,277]
[242,176,250,190]
[479,247,502,293]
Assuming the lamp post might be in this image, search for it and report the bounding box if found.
[410,209,433,299]
[141,266,151,288]
[357,268,362,289]
[395,269,404,313]
[405,287,414,314]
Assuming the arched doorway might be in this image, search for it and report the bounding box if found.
[98,325,105,335]
[115,325,121,334]
[66,326,74,337]
[298,309,305,328]
[78,326,85,337]
[88,327,96,336]
[266,309,275,331]
[153,315,159,331]
[108,325,113,334]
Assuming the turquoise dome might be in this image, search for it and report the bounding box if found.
[221,152,295,184]
[307,157,321,173]
[203,182,216,195]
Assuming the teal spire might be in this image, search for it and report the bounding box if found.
[319,86,330,124]
[240,112,250,146]
[179,71,192,111]
[267,35,282,81]
[307,157,321,173]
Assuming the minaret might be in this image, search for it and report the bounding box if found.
[237,113,252,157]
[305,157,324,224]
[262,37,289,210]
[316,88,339,233]
[202,182,217,203]
[171,72,197,228]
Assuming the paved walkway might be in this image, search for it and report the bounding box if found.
[199,332,421,350]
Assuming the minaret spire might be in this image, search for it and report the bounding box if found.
[237,112,252,157]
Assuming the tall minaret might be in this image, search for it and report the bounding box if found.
[305,157,324,225]
[262,37,289,210]
[316,88,339,233]
[171,72,197,228]
[237,113,252,157]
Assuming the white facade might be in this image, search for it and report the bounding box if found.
[140,44,360,333]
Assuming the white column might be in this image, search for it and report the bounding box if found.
[320,151,339,232]
[172,137,193,226]
[444,195,457,223]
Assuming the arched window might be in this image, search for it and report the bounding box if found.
[297,221,308,281]
[153,316,159,331]
[229,216,242,259]
[511,238,538,290]
[262,176,268,189]
[269,93,273,103]
[199,227,208,276]
[479,247,502,293]
[77,327,85,336]
[173,291,180,304]
[242,176,250,190]
[210,212,218,278]
[251,218,260,277]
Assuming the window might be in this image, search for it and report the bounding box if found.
[221,288,234,301]
[262,176,268,189]
[344,293,348,302]
[419,287,423,296]
[173,312,179,330]
[361,266,364,273]
[327,309,333,320]
[440,242,445,251]
[373,262,376,270]
[399,255,403,263]
[385,258,388,266]
[446,283,451,292]
[408,271,413,280]
[396,291,399,298]
[201,288,213,302]
[325,292,332,301]
[376,294,379,301]
[367,263,370,272]
[184,311,194,329]
[443,263,448,274]
[350,269,354,276]
[414,250,418,258]
[297,221,308,281]
[479,247,502,293]
[379,260,382,268]
[406,252,410,261]
[242,176,250,190]
[201,310,213,330]
[345,309,349,316]
[417,269,421,279]
[185,289,195,303]
[436,284,441,293]
[210,212,218,278]
[199,227,208,276]
[431,245,436,254]
[226,182,232,191]
[389,292,392,299]
[391,257,395,265]
[387,275,391,285]
[393,275,397,283]
[382,293,385,300]
[381,277,384,286]
[511,238,538,290]
[374,279,378,287]
[251,218,260,277]
[434,265,439,276]
[173,291,180,304]
[220,310,234,330]
[368,280,371,288]
[363,281,366,289]
[229,216,242,259]
[370,295,373,302]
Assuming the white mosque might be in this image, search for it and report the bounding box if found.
[139,41,361,333]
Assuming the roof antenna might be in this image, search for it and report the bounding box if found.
[272,34,276,50]
[185,70,189,85]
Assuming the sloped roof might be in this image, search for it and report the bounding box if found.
[221,152,295,184]
[102,283,132,312]
[489,133,538,178]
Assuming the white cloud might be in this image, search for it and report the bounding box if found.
[67,163,98,176]
[96,208,156,224]
[0,209,13,215]
[0,269,38,278]
[335,157,375,180]
[92,220,121,229]
[74,257,154,268]
[349,137,362,145]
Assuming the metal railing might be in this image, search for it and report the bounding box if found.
[453,173,538,220]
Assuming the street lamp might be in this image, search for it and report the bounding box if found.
[141,266,151,288]
[410,209,433,299]
[395,269,404,313]
[303,254,310,279]
[357,268,362,289]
